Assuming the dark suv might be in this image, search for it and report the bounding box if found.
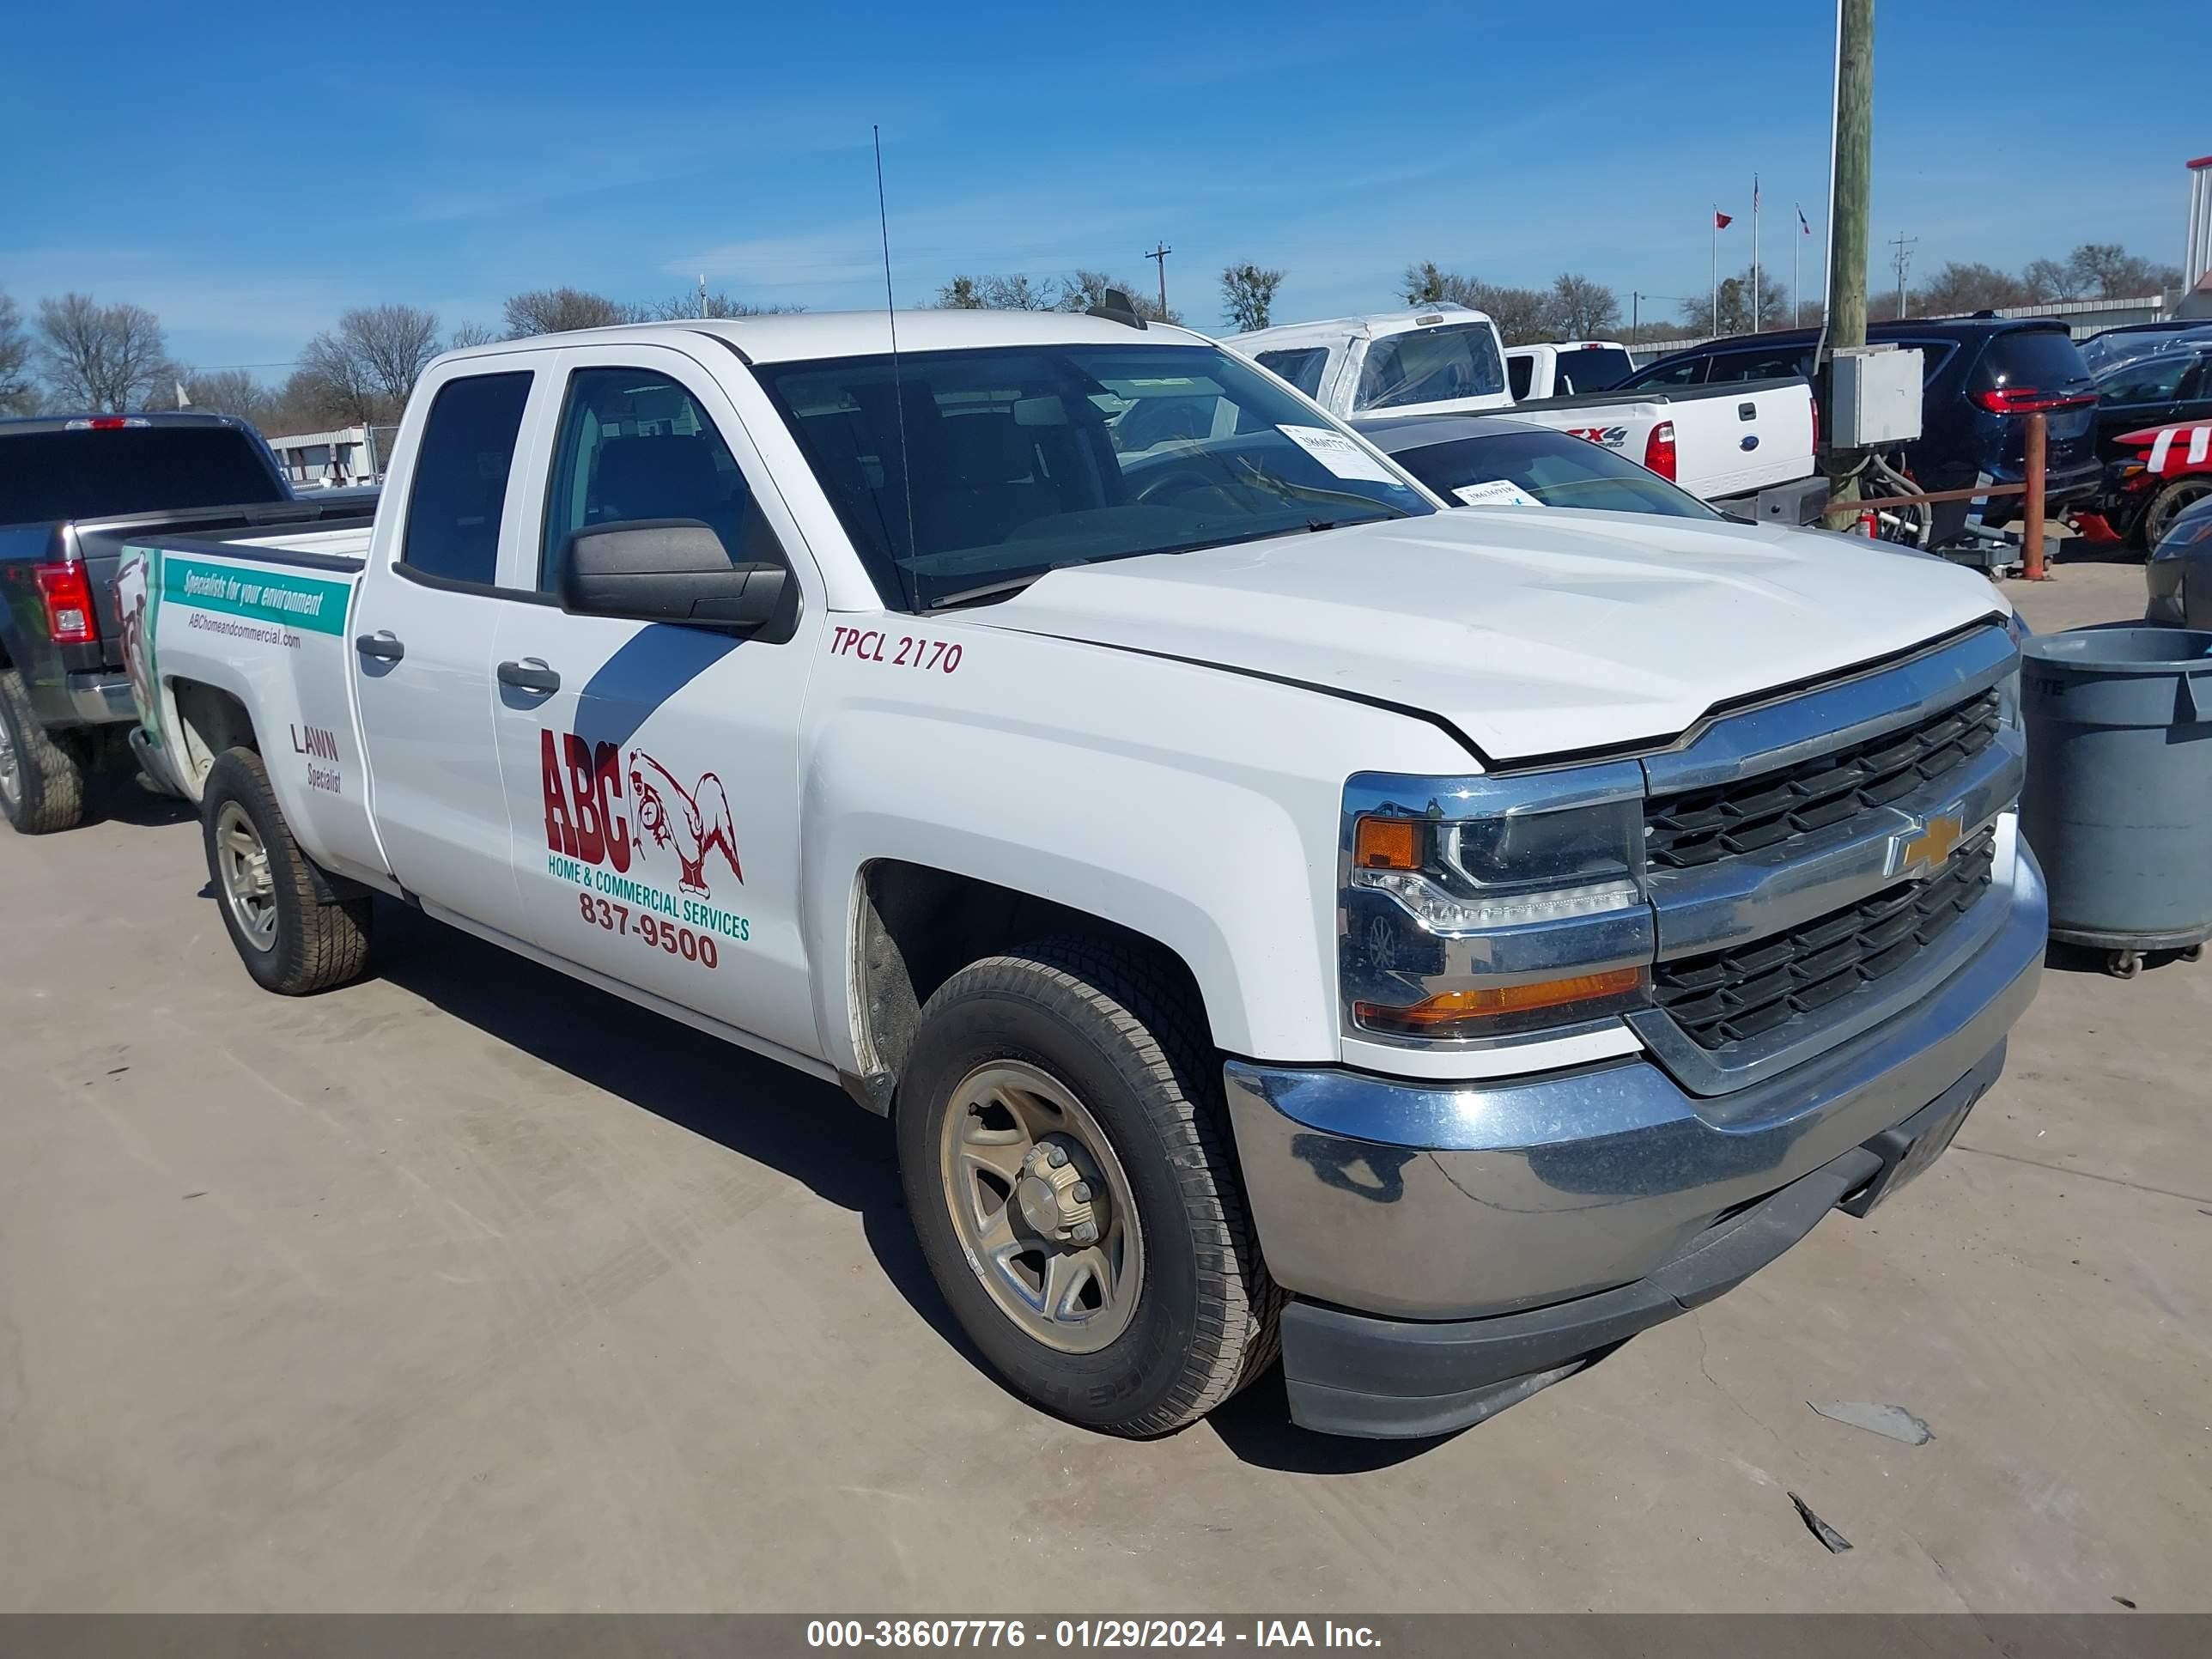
[1624,318,2101,540]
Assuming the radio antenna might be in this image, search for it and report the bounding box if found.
[873,125,920,576]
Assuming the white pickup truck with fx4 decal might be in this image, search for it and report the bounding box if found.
[118,310,2044,1443]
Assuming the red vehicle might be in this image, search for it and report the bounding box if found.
[2081,419,2212,547]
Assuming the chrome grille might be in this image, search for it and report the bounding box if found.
[1644,690,2002,871]
[1652,830,1997,1052]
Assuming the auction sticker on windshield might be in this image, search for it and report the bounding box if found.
[1275,424,1402,484]
[1452,480,1545,508]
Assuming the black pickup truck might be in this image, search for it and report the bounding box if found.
[0,412,366,833]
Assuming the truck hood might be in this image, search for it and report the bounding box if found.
[972,508,2005,763]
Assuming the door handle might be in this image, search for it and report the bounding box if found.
[355,631,404,661]
[497,658,561,694]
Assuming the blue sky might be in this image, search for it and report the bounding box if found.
[6,0,2204,377]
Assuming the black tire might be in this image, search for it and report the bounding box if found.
[0,666,87,835]
[2142,477,2212,550]
[201,746,371,995]
[896,937,1281,1437]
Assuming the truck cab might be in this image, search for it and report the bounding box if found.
[122,312,2046,1442]
[1231,306,1513,419]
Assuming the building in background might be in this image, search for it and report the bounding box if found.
[260,424,397,487]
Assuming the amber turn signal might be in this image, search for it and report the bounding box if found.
[1354,966,1647,1035]
[1353,815,1420,872]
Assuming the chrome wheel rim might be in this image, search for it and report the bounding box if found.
[939,1060,1145,1354]
[0,714,18,810]
[214,801,279,952]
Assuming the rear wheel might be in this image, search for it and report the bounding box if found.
[0,667,85,835]
[201,746,371,994]
[896,938,1280,1437]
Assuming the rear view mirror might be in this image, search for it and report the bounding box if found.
[558,520,788,630]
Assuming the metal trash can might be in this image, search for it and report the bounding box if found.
[2021,626,2212,977]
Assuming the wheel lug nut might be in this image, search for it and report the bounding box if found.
[1072,1182,1091,1202]
[1072,1220,1098,1243]
[1048,1146,1069,1168]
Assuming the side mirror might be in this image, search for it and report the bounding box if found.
[557,519,788,630]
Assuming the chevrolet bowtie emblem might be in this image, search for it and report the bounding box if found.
[1896,812,1965,879]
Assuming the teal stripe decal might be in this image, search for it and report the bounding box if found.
[161,556,350,637]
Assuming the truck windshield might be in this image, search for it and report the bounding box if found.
[0,428,286,526]
[754,342,1431,611]
[1356,323,1505,410]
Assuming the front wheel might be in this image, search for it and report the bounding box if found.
[202,747,372,994]
[896,939,1280,1437]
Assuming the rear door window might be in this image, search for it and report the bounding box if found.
[1633,355,1705,387]
[1255,347,1328,398]
[1356,323,1505,410]
[400,373,532,585]
[1705,348,1811,385]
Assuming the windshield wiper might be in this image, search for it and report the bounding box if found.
[926,574,1053,611]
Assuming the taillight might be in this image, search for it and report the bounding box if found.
[1809,393,1820,452]
[1970,387,2095,415]
[62,416,151,430]
[1643,420,1677,480]
[34,562,99,645]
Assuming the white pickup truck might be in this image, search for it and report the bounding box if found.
[118,309,2045,1440]
[1237,309,1824,521]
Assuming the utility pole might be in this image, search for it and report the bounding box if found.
[697,273,708,319]
[1888,231,1917,320]
[1144,243,1172,319]
[1632,291,1639,345]
[1824,0,1874,525]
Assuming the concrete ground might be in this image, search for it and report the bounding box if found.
[1,555,2204,1614]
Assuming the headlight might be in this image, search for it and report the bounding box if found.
[1341,768,1654,1044]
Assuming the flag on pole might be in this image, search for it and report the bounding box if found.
[1714,209,1734,229]
[1753,177,1761,212]
[174,378,191,409]
[1797,204,1812,234]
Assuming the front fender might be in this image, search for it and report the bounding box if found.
[796,623,1474,1074]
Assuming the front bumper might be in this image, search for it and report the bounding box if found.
[1224,844,2047,1437]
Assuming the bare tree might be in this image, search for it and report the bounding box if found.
[641,290,802,320]
[1398,264,1553,343]
[1914,261,2029,316]
[2063,242,2181,299]
[341,305,441,402]
[1056,270,1179,324]
[446,321,501,350]
[294,330,384,426]
[0,290,35,414]
[177,367,271,423]
[1220,263,1285,332]
[501,288,642,338]
[1678,268,1787,337]
[2021,257,2092,301]
[937,273,1059,310]
[1548,273,1621,339]
[36,293,173,412]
